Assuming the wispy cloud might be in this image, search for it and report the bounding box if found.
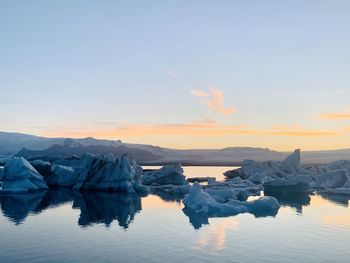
[41,120,339,138]
[319,112,350,120]
[190,89,210,97]
[190,87,237,116]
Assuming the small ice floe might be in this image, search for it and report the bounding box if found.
[0,157,48,194]
[203,177,261,203]
[224,150,302,182]
[182,182,280,218]
[141,164,190,197]
[141,164,186,186]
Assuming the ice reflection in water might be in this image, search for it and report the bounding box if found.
[1,166,350,262]
[0,189,143,229]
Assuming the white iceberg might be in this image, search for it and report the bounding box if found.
[278,149,300,174]
[1,157,48,194]
[204,188,247,203]
[314,169,348,188]
[73,153,149,194]
[224,149,302,181]
[224,160,273,179]
[247,170,278,184]
[141,164,186,186]
[183,183,280,217]
[325,160,350,171]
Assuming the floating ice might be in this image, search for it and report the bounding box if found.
[314,169,348,188]
[1,157,48,194]
[279,149,300,174]
[72,153,149,194]
[46,164,77,187]
[183,182,280,217]
[141,164,186,186]
[263,178,310,194]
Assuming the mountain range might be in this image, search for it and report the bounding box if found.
[1,131,349,165]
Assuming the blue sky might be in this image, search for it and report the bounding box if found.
[1,1,350,150]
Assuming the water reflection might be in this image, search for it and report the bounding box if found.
[2,187,349,232]
[319,193,349,207]
[73,191,142,228]
[264,191,311,214]
[0,189,142,229]
[182,207,209,230]
[0,191,47,225]
[182,200,279,230]
[192,219,239,254]
[149,187,183,203]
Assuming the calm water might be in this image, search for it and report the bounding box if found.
[0,166,350,263]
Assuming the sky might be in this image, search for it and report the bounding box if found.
[1,0,350,151]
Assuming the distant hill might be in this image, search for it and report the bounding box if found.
[1,131,350,165]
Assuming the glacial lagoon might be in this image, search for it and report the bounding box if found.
[0,166,350,263]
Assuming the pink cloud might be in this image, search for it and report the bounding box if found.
[191,87,237,116]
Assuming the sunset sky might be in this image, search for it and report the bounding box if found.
[1,1,350,150]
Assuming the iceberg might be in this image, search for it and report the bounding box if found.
[46,164,77,187]
[141,164,186,186]
[263,177,310,194]
[320,179,350,196]
[224,160,273,179]
[278,149,300,174]
[247,170,278,184]
[1,157,48,194]
[321,188,350,195]
[183,183,280,217]
[314,170,348,188]
[224,149,302,181]
[73,153,148,194]
[30,160,52,177]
